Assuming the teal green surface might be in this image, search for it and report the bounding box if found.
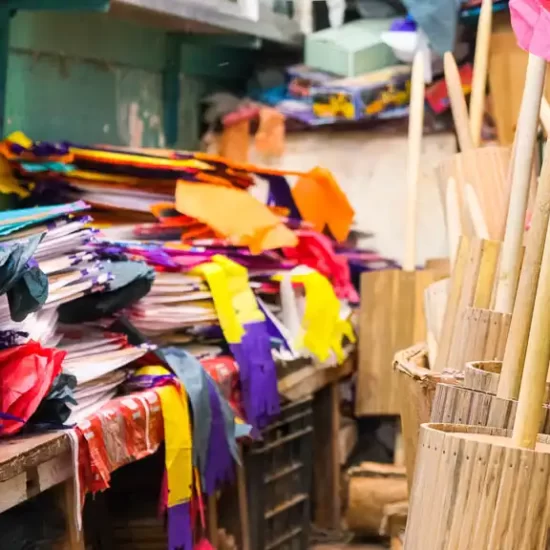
[3,11,254,148]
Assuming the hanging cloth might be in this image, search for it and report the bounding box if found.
[195,256,280,429]
[145,367,194,550]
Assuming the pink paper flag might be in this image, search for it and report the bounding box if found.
[510,0,550,60]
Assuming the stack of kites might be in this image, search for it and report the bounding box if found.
[0,131,396,549]
[0,200,156,434]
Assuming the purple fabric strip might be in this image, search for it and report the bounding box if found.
[204,378,234,494]
[230,321,280,430]
[262,174,301,220]
[168,502,193,550]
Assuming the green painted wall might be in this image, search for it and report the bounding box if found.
[4,11,255,148]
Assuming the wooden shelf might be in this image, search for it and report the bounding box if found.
[109,0,303,46]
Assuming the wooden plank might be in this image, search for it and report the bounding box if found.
[0,473,27,514]
[339,418,358,466]
[313,382,340,529]
[278,351,354,402]
[0,450,73,515]
[435,236,471,371]
[54,479,85,550]
[236,457,250,550]
[0,432,69,482]
[208,493,219,547]
[355,269,399,415]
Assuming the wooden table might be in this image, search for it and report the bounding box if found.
[0,349,356,545]
[0,431,82,549]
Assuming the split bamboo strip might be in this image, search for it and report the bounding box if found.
[464,360,502,394]
[405,424,550,550]
[393,344,461,490]
[437,147,511,241]
[446,238,501,371]
[434,236,470,371]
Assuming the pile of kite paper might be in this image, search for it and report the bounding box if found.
[0,201,154,434]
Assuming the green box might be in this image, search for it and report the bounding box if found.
[305,18,397,77]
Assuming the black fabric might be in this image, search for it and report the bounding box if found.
[29,373,77,426]
[59,275,153,323]
[0,234,42,294]
[7,265,49,322]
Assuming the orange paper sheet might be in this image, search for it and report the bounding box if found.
[175,182,297,254]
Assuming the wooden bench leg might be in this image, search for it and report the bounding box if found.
[237,460,250,550]
[207,493,219,546]
[55,479,85,550]
[313,381,341,529]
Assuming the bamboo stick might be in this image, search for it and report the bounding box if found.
[512,209,550,449]
[540,96,550,135]
[494,54,547,313]
[404,51,425,272]
[444,52,474,152]
[498,140,550,400]
[469,0,493,146]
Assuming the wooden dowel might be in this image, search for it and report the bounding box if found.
[444,51,474,152]
[512,213,550,449]
[494,54,546,314]
[404,51,425,272]
[499,140,550,400]
[540,96,550,135]
[469,0,492,146]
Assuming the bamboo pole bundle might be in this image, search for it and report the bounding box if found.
[395,11,547,483]
[405,196,550,548]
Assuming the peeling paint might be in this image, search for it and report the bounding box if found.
[114,68,166,148]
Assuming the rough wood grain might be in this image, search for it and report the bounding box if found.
[356,269,434,416]
[313,382,341,530]
[437,147,511,241]
[446,239,501,371]
[278,350,354,402]
[0,432,69,482]
[345,463,407,536]
[464,360,503,394]
[430,383,550,433]
[435,236,471,372]
[393,344,462,490]
[405,424,550,550]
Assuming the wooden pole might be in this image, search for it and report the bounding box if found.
[498,140,550,400]
[469,0,492,146]
[494,54,547,314]
[444,51,474,152]
[404,51,425,272]
[540,96,550,135]
[512,209,550,448]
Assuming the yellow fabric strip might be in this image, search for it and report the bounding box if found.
[149,369,193,507]
[192,262,244,344]
[212,255,265,327]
